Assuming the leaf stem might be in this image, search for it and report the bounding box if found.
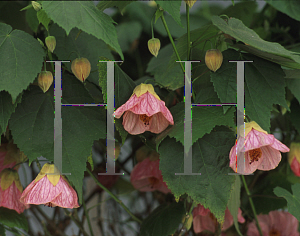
[160,12,185,73]
[87,168,142,224]
[186,3,191,60]
[83,198,94,236]
[241,175,263,236]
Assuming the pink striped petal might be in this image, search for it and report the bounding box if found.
[20,176,79,208]
[0,182,28,214]
[257,146,282,171]
[290,157,300,177]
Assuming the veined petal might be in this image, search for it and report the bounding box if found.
[257,146,281,171]
[245,129,275,151]
[148,113,171,134]
[122,111,147,135]
[243,151,264,174]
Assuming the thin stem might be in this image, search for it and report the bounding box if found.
[150,12,155,39]
[160,13,185,73]
[241,175,263,236]
[64,209,89,236]
[83,198,94,236]
[186,3,191,60]
[87,168,143,224]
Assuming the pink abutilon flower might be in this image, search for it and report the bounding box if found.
[130,157,171,194]
[288,142,300,177]
[247,210,299,236]
[192,204,245,234]
[20,163,79,208]
[0,169,28,214]
[114,83,174,135]
[229,121,290,174]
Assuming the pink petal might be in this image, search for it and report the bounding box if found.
[20,176,79,208]
[237,208,245,223]
[122,111,147,135]
[290,157,300,177]
[0,182,28,214]
[192,204,210,217]
[130,158,170,194]
[257,146,281,171]
[148,112,171,134]
[229,145,237,171]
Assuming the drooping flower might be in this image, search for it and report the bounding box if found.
[247,210,299,236]
[229,121,290,174]
[0,169,28,214]
[114,83,174,135]
[130,157,171,194]
[205,49,223,72]
[20,163,79,208]
[288,142,300,177]
[192,204,245,234]
[0,142,27,173]
[71,57,91,82]
[148,38,161,57]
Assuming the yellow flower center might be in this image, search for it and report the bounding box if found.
[139,114,152,126]
[269,229,280,236]
[148,177,159,188]
[249,148,262,164]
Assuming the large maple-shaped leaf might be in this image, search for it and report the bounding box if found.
[42,1,123,60]
[0,91,16,134]
[0,23,44,102]
[274,183,300,221]
[159,126,236,224]
[10,74,107,202]
[211,49,288,132]
[211,16,300,69]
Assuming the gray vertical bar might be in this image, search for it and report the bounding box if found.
[228,61,253,175]
[175,61,201,176]
[98,61,123,176]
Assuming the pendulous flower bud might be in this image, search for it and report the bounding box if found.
[184,0,197,8]
[32,1,41,11]
[71,58,91,82]
[205,49,223,72]
[148,38,161,57]
[45,36,56,53]
[38,71,53,93]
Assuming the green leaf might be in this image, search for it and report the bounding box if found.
[61,74,107,203]
[50,23,114,86]
[155,1,183,27]
[96,1,134,14]
[20,3,33,11]
[87,151,94,171]
[0,91,16,135]
[140,202,185,236]
[42,1,124,60]
[159,126,236,224]
[156,102,235,147]
[274,183,300,221]
[284,69,300,79]
[286,78,300,104]
[290,99,300,135]
[0,23,44,102]
[116,21,142,52]
[155,8,164,23]
[265,0,300,22]
[0,208,28,231]
[9,84,55,164]
[211,49,288,132]
[0,224,5,236]
[227,176,243,236]
[37,9,51,31]
[146,44,183,90]
[211,16,300,69]
[25,7,39,33]
[115,119,128,145]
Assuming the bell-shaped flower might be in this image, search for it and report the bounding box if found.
[229,121,289,174]
[247,210,299,236]
[114,83,174,135]
[130,157,171,194]
[288,142,300,176]
[192,204,245,234]
[0,142,27,173]
[0,169,28,214]
[20,163,79,208]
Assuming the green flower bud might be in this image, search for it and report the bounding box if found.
[205,49,223,72]
[32,1,41,11]
[148,38,161,57]
[71,58,91,82]
[38,71,53,93]
[45,36,56,53]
